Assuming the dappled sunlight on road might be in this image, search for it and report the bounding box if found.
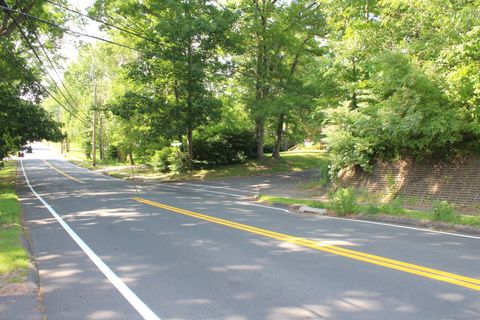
[14,142,480,319]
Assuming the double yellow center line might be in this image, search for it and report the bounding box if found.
[43,160,85,184]
[132,196,480,291]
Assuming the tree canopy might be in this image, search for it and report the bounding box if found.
[3,0,480,173]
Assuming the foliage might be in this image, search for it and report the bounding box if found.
[260,195,480,227]
[151,147,174,173]
[323,52,474,173]
[193,126,257,168]
[167,150,189,173]
[432,201,456,222]
[379,198,405,215]
[92,0,237,161]
[236,0,327,159]
[0,86,64,159]
[0,1,70,159]
[329,188,358,216]
[10,0,480,180]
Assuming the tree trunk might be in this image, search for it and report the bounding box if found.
[99,115,104,160]
[128,148,134,166]
[283,121,288,151]
[187,127,194,161]
[272,114,285,160]
[256,119,264,160]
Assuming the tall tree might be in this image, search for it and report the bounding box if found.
[0,0,68,159]
[92,0,237,162]
[236,0,326,159]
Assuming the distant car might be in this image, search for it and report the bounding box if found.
[27,146,33,153]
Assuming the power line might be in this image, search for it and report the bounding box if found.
[0,4,146,53]
[7,2,88,124]
[4,2,88,123]
[14,0,89,120]
[0,43,89,125]
[44,0,164,46]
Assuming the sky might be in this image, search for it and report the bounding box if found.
[60,0,102,65]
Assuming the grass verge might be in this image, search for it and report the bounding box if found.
[49,142,330,182]
[258,194,480,228]
[0,161,29,280]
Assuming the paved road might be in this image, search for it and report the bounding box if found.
[12,145,480,319]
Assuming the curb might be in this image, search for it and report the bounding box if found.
[257,200,480,237]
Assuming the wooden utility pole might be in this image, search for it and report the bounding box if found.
[92,77,97,168]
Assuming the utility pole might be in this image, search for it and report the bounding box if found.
[92,76,97,168]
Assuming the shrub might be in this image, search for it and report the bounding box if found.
[151,147,174,172]
[168,150,189,173]
[107,145,119,160]
[318,161,331,187]
[330,188,357,216]
[193,126,256,168]
[432,201,456,222]
[363,205,380,216]
[380,197,404,215]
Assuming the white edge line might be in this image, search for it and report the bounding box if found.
[324,215,480,240]
[235,201,291,213]
[156,184,247,198]
[177,182,257,194]
[150,183,480,240]
[20,159,161,320]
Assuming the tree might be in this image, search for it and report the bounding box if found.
[92,0,237,163]
[0,0,69,159]
[235,0,326,159]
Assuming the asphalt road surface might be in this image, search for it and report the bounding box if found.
[13,144,480,320]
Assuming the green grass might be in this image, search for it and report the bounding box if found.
[111,151,330,182]
[49,143,330,182]
[49,142,125,170]
[0,162,20,225]
[258,194,480,228]
[0,161,29,277]
[0,227,29,275]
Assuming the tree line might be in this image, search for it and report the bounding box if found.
[2,0,480,173]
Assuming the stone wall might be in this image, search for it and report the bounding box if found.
[339,156,480,207]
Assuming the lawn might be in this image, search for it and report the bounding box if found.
[0,161,29,278]
[48,141,123,169]
[126,151,329,181]
[49,143,330,182]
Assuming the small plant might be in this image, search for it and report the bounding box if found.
[151,147,174,172]
[380,197,404,215]
[385,171,398,201]
[318,162,331,187]
[385,172,396,189]
[168,150,189,173]
[329,188,357,216]
[432,201,456,222]
[363,205,380,216]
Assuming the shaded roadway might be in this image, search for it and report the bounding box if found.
[12,145,480,319]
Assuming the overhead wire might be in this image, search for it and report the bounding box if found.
[0,4,146,53]
[13,0,89,120]
[0,42,89,125]
[3,1,88,123]
[43,0,163,46]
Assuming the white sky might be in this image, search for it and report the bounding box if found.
[59,0,102,66]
